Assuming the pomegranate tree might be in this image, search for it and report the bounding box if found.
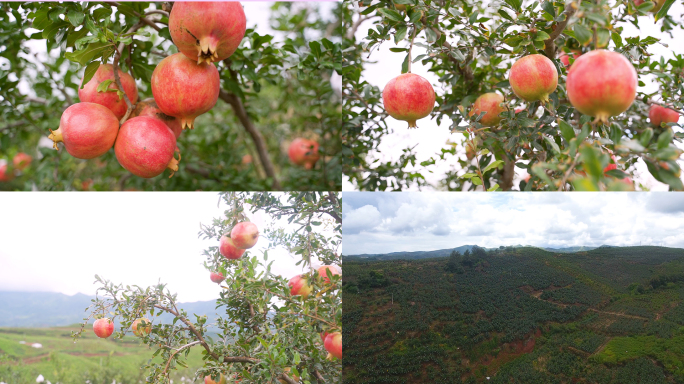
[649,104,680,127]
[79,64,139,120]
[509,54,558,103]
[382,73,435,128]
[219,235,245,259]
[49,103,120,159]
[151,53,220,130]
[131,98,183,139]
[114,116,180,178]
[566,50,637,124]
[169,2,247,64]
[288,138,320,169]
[469,93,507,126]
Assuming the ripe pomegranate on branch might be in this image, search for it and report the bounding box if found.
[0,2,342,191]
[343,0,684,191]
[72,192,342,384]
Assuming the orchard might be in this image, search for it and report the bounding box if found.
[73,191,342,384]
[0,2,342,191]
[342,0,684,191]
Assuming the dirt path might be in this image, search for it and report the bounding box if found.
[587,308,649,321]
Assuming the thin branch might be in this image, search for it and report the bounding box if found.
[346,15,376,40]
[104,1,162,32]
[112,47,134,124]
[558,151,581,191]
[543,6,577,57]
[162,341,201,376]
[421,16,474,83]
[218,88,281,190]
[144,9,169,18]
[279,373,298,384]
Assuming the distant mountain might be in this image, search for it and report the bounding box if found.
[343,244,622,260]
[0,291,223,328]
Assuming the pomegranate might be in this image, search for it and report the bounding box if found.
[317,265,340,284]
[288,138,320,169]
[230,222,259,249]
[649,104,680,127]
[131,318,151,336]
[509,54,558,103]
[204,375,226,384]
[559,50,581,67]
[49,103,120,159]
[169,2,246,64]
[242,154,253,164]
[151,53,220,130]
[219,235,246,259]
[382,73,435,128]
[469,93,507,126]
[0,163,13,182]
[320,331,330,343]
[79,64,138,120]
[324,332,342,359]
[114,116,180,178]
[131,98,183,139]
[288,274,312,299]
[566,50,637,124]
[12,153,32,171]
[93,318,114,338]
[209,272,225,284]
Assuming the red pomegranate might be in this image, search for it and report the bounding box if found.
[559,50,581,67]
[114,116,180,178]
[509,54,558,103]
[219,235,246,259]
[230,222,259,249]
[169,2,246,64]
[469,93,507,126]
[649,104,680,127]
[79,64,138,120]
[209,272,225,283]
[93,318,114,338]
[324,332,342,359]
[131,98,183,139]
[566,50,637,124]
[382,73,435,128]
[49,103,120,159]
[151,53,220,130]
[317,265,340,284]
[288,138,320,169]
[0,163,13,182]
[13,153,32,171]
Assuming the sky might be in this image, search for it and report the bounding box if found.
[343,1,684,191]
[342,192,684,255]
[0,192,331,303]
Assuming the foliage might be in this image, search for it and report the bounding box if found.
[0,2,342,191]
[343,246,684,383]
[71,192,342,384]
[342,0,684,191]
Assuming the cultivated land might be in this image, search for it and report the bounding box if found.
[343,246,684,384]
[0,325,205,384]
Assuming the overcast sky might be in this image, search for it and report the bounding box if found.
[0,193,326,303]
[343,192,684,255]
[343,1,684,191]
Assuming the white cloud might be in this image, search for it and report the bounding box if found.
[343,192,684,255]
[343,205,383,234]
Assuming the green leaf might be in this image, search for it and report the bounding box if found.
[658,128,674,150]
[534,31,551,41]
[637,1,655,12]
[597,28,610,48]
[573,24,592,45]
[487,183,501,191]
[580,144,603,181]
[67,10,85,27]
[394,25,408,43]
[541,1,556,16]
[43,20,70,41]
[425,27,437,43]
[96,79,115,93]
[65,41,112,66]
[401,53,409,74]
[309,41,321,58]
[640,127,654,146]
[611,32,623,48]
[655,0,675,21]
[482,160,504,173]
[378,8,404,23]
[559,119,575,142]
[471,177,483,185]
[543,135,560,155]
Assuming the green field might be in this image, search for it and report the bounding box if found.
[0,326,205,384]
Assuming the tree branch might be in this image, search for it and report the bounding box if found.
[218,89,281,190]
[543,6,577,57]
[162,341,201,376]
[421,17,474,82]
[501,156,515,191]
[279,373,298,384]
[104,1,162,32]
[112,47,134,125]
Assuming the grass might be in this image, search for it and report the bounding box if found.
[0,326,206,384]
[595,331,684,378]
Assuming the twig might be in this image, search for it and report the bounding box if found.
[421,16,474,83]
[218,89,281,190]
[543,6,577,57]
[162,341,201,376]
[104,1,162,32]
[407,25,417,73]
[112,47,134,124]
[346,15,377,39]
[279,373,298,384]
[558,151,581,191]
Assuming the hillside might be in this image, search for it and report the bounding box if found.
[342,246,684,384]
[342,244,618,261]
[0,325,205,384]
[0,292,221,329]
